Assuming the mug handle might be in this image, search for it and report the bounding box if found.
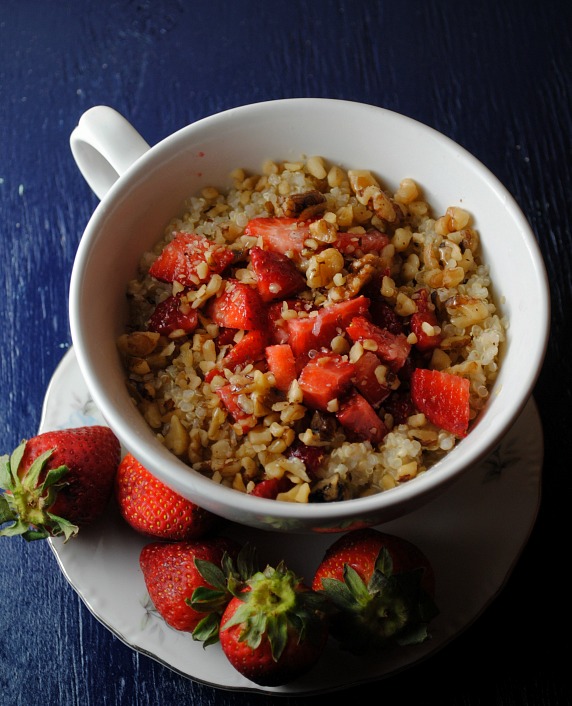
[69,106,150,200]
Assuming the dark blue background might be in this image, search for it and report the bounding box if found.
[1,2,570,704]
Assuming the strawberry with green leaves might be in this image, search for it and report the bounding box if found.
[139,537,249,645]
[0,426,121,542]
[312,528,438,654]
[115,453,219,540]
[219,561,329,686]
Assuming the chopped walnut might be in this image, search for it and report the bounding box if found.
[282,189,327,219]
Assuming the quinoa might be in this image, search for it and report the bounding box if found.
[117,156,506,503]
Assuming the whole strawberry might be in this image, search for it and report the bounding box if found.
[139,537,246,644]
[116,453,218,540]
[312,528,438,654]
[219,562,329,686]
[0,425,121,542]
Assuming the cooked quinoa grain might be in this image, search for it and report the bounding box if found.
[119,158,506,502]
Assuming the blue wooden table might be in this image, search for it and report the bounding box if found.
[1,2,570,704]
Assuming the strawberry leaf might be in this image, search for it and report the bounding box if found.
[21,527,50,541]
[187,586,228,613]
[191,612,222,647]
[46,512,79,542]
[267,612,288,662]
[0,454,14,489]
[0,493,15,524]
[194,558,227,591]
[396,622,429,646]
[41,465,70,491]
[342,564,371,606]
[318,577,357,611]
[8,443,26,483]
[374,546,394,577]
[20,448,54,490]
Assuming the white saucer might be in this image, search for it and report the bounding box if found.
[43,347,543,695]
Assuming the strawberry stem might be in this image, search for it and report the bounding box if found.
[0,442,78,542]
[222,562,328,662]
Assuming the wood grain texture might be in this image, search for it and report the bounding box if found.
[1,1,571,704]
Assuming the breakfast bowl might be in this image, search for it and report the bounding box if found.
[68,98,549,533]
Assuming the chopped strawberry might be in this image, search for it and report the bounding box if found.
[352,351,392,407]
[215,384,254,429]
[334,229,390,256]
[298,354,355,411]
[207,280,267,330]
[410,368,470,437]
[382,389,416,424]
[250,476,292,499]
[249,246,306,302]
[147,293,199,336]
[368,299,405,334]
[336,391,388,444]
[266,344,297,391]
[287,296,370,357]
[347,315,411,372]
[285,316,318,359]
[244,217,312,257]
[216,327,239,346]
[267,299,313,344]
[287,442,325,479]
[148,232,234,287]
[410,289,442,352]
[222,330,268,371]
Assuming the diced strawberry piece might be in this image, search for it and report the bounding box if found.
[312,296,371,340]
[287,442,325,480]
[249,246,306,302]
[382,390,416,424]
[336,391,388,444]
[347,315,411,372]
[298,354,356,411]
[266,344,297,392]
[215,384,253,429]
[287,296,370,357]
[216,327,239,346]
[368,299,405,334]
[207,280,267,330]
[149,232,234,287]
[352,351,391,407]
[285,316,318,358]
[410,368,470,437]
[147,293,199,336]
[267,299,314,344]
[222,330,268,371]
[244,217,312,257]
[410,289,442,352]
[203,367,220,384]
[250,476,292,499]
[334,229,390,255]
